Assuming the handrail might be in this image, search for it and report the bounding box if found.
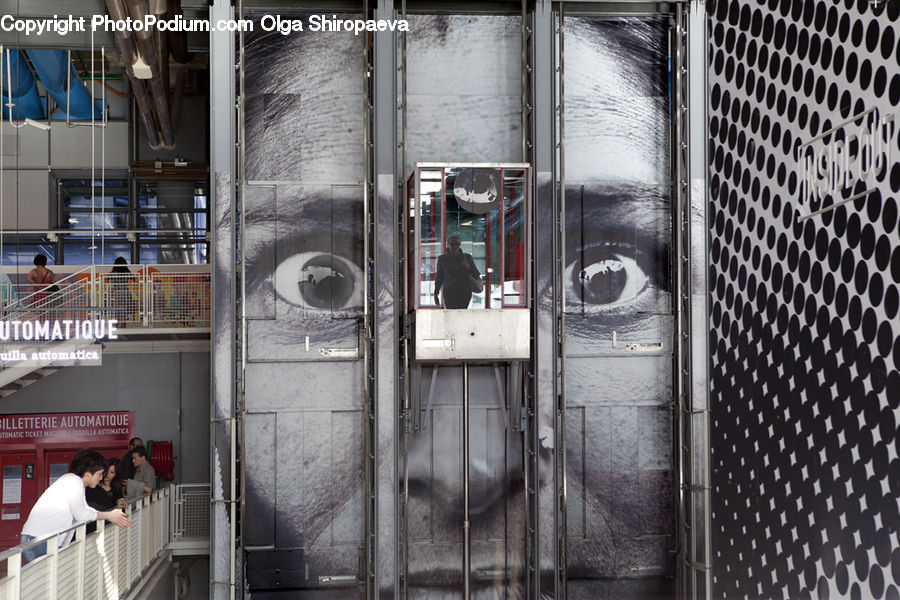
[0,486,172,600]
[4,265,95,312]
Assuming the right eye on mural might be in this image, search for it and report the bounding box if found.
[565,241,652,309]
[274,251,363,312]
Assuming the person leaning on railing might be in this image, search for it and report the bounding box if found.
[19,449,132,562]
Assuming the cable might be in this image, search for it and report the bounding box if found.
[103,82,129,98]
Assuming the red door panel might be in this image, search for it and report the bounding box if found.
[0,452,38,549]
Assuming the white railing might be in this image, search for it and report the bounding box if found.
[0,265,210,331]
[171,484,210,541]
[0,486,171,600]
[169,484,210,557]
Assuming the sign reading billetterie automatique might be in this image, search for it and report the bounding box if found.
[0,411,134,444]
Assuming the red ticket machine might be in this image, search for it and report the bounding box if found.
[0,411,134,549]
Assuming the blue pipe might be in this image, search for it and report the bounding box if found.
[25,49,104,120]
[0,50,45,120]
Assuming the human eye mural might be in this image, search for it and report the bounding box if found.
[236,7,674,598]
[559,17,675,590]
[239,13,369,596]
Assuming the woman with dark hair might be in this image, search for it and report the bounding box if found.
[19,449,131,562]
[109,257,136,324]
[27,253,56,316]
[86,458,126,511]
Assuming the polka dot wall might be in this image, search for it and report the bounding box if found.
[708,1,900,599]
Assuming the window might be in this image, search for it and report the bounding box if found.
[136,181,208,264]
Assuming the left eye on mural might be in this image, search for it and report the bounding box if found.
[565,241,651,308]
[274,252,363,312]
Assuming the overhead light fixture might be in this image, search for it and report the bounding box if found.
[24,118,51,131]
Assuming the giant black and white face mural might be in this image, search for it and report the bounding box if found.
[559,15,675,590]
[238,11,673,599]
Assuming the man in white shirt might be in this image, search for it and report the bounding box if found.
[20,449,131,562]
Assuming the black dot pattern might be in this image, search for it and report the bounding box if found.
[708,1,900,599]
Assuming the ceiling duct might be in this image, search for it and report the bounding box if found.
[0,50,45,120]
[104,0,194,150]
[25,49,105,121]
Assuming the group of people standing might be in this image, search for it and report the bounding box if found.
[19,436,156,562]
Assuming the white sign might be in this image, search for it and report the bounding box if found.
[2,467,22,504]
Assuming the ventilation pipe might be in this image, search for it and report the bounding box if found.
[104,0,160,147]
[25,50,104,120]
[0,49,45,120]
[124,0,175,148]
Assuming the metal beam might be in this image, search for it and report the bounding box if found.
[208,1,236,599]
[531,1,561,597]
[372,0,399,596]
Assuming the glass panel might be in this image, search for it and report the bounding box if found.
[60,180,129,209]
[438,167,499,310]
[0,244,56,267]
[408,173,417,312]
[139,242,207,265]
[138,181,208,210]
[64,212,128,230]
[503,170,527,306]
[63,241,131,265]
[139,212,205,232]
[418,177,443,307]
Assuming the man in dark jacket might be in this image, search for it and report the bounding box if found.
[433,235,481,309]
[119,437,143,480]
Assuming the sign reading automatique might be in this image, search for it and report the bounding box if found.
[0,14,409,37]
[0,319,118,342]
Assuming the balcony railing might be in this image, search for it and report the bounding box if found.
[0,487,171,600]
[0,265,210,329]
[0,483,210,599]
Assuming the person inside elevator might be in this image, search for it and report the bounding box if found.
[119,436,143,479]
[19,449,131,562]
[433,235,482,309]
[127,446,156,497]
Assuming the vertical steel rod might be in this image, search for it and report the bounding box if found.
[463,362,471,600]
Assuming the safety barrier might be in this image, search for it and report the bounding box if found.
[169,484,210,557]
[0,486,171,600]
[0,266,211,330]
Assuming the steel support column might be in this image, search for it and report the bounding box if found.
[208,1,237,599]
[372,1,400,596]
[531,1,562,597]
[683,1,711,598]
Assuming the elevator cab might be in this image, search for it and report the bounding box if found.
[406,163,531,361]
[402,163,532,598]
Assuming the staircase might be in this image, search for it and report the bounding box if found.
[0,265,211,397]
[0,368,59,398]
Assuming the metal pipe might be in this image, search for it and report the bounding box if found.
[170,69,187,137]
[104,0,160,147]
[463,362,471,600]
[124,0,175,148]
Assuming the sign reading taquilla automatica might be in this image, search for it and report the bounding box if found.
[0,319,118,342]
